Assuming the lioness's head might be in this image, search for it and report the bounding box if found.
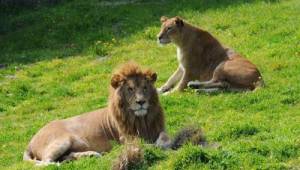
[111,62,158,117]
[157,16,184,44]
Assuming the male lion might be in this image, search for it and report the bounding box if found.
[157,16,264,94]
[23,62,169,166]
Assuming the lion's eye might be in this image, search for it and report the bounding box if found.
[128,87,133,92]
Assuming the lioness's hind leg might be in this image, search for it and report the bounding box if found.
[196,88,222,94]
[202,81,230,89]
[63,151,101,161]
[189,80,230,89]
[196,87,249,94]
[188,80,215,89]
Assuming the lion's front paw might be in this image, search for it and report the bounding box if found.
[155,132,171,149]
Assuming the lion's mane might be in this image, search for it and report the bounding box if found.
[108,62,165,142]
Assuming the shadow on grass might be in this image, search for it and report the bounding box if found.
[192,89,246,96]
[0,0,279,65]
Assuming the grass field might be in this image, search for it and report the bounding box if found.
[0,0,300,169]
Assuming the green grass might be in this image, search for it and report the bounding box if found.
[1,0,300,169]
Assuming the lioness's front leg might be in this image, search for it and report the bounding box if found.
[169,71,191,93]
[158,66,183,94]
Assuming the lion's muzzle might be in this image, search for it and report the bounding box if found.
[131,100,149,117]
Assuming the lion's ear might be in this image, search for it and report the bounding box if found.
[111,74,124,89]
[175,16,184,27]
[145,70,157,83]
[160,16,168,23]
[151,72,157,82]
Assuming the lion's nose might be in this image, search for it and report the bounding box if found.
[136,100,146,105]
[158,35,163,40]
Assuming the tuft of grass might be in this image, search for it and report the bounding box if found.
[173,145,210,170]
[143,146,166,166]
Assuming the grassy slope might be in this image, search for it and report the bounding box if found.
[0,0,300,169]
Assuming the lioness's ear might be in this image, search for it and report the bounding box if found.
[175,16,184,27]
[111,74,124,89]
[145,70,157,83]
[160,16,168,23]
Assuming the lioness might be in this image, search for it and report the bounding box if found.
[157,16,264,94]
[23,62,169,165]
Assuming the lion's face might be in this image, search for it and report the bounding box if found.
[157,16,184,45]
[120,77,154,116]
[111,68,157,117]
